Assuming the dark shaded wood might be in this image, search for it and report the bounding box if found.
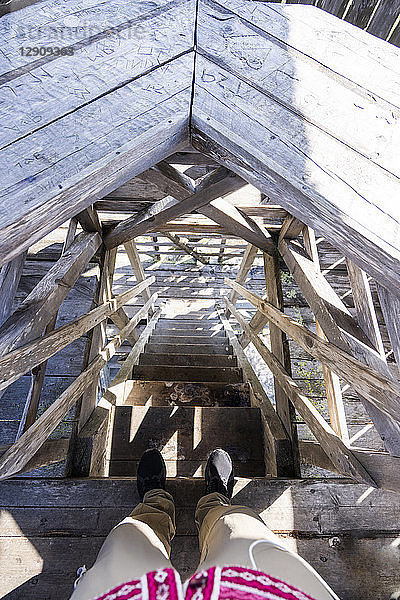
[367,0,400,39]
[0,252,26,327]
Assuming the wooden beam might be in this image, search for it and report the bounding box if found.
[279,216,304,242]
[0,439,69,476]
[76,206,102,234]
[163,232,208,264]
[346,258,386,358]
[303,228,349,443]
[225,244,258,317]
[199,198,275,254]
[104,168,244,248]
[124,241,153,303]
[16,218,79,436]
[139,162,275,254]
[215,304,294,478]
[0,231,101,356]
[299,441,400,494]
[0,278,155,391]
[0,252,27,327]
[104,307,162,406]
[224,297,376,487]
[376,284,400,373]
[0,292,158,480]
[279,238,400,454]
[225,279,400,425]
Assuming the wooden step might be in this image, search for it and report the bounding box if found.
[122,380,251,407]
[153,328,226,337]
[149,335,229,346]
[145,343,233,355]
[139,353,237,368]
[133,364,242,383]
[110,406,264,477]
[156,320,221,330]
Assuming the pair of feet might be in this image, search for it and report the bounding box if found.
[137,448,234,501]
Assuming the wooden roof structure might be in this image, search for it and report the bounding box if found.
[1,0,400,595]
[1,0,400,295]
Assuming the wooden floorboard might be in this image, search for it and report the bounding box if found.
[1,477,399,599]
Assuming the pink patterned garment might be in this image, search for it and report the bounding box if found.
[92,566,317,600]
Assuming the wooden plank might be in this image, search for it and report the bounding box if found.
[199,198,275,255]
[304,228,349,442]
[0,278,155,391]
[225,244,258,317]
[104,167,244,248]
[367,0,400,39]
[344,0,380,29]
[193,14,400,299]
[0,293,158,480]
[215,304,293,477]
[315,0,348,17]
[0,438,69,475]
[346,258,385,357]
[262,252,301,475]
[225,278,400,425]
[299,440,400,494]
[280,238,400,454]
[124,241,153,302]
[0,53,193,266]
[0,231,101,355]
[76,207,102,234]
[376,284,400,371]
[104,307,161,406]
[0,252,26,327]
[224,297,376,486]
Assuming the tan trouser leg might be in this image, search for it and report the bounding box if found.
[195,492,339,600]
[70,489,175,600]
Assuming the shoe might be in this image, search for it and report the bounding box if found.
[137,449,166,501]
[205,449,234,499]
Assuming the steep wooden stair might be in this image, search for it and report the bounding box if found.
[109,303,264,478]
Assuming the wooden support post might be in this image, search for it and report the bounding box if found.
[218,237,227,264]
[376,285,400,373]
[151,236,161,262]
[0,252,27,327]
[215,304,294,478]
[263,252,300,476]
[225,279,400,425]
[163,232,208,265]
[76,206,102,233]
[16,218,78,437]
[224,297,376,486]
[124,240,153,302]
[346,258,386,358]
[303,227,349,443]
[225,244,258,317]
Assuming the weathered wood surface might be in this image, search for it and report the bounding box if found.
[1,477,399,598]
[376,284,400,372]
[226,279,400,425]
[105,168,244,248]
[299,440,400,494]
[0,232,101,356]
[0,49,193,265]
[225,297,376,486]
[279,238,400,454]
[226,244,258,316]
[193,0,400,298]
[0,252,26,327]
[0,278,155,391]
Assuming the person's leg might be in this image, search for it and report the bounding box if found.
[71,450,174,600]
[195,450,339,600]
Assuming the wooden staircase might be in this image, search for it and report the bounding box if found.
[109,304,265,478]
